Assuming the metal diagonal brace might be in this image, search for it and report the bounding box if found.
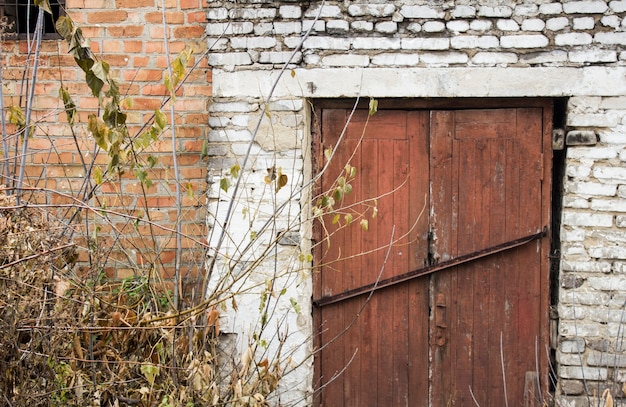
[313,228,547,308]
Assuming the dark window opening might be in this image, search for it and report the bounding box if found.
[0,0,63,37]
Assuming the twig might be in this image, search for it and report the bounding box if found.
[161,0,182,312]
[535,336,543,404]
[500,331,509,407]
[0,242,75,270]
[469,385,481,407]
[16,7,44,200]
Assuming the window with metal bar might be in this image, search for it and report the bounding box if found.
[0,0,63,37]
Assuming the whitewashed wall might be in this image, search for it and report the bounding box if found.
[205,1,626,405]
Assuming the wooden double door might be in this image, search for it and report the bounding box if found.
[313,101,552,406]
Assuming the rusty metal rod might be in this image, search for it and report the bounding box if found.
[313,228,547,308]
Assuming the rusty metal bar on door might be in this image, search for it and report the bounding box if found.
[313,228,547,308]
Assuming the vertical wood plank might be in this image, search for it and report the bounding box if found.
[360,135,379,406]
[429,110,457,406]
[318,108,348,406]
[407,111,431,407]
[342,134,362,406]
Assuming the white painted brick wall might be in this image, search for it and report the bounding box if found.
[500,34,549,48]
[540,3,564,15]
[546,17,570,31]
[522,19,546,31]
[321,54,369,67]
[400,5,445,19]
[450,35,499,49]
[478,5,513,17]
[451,5,476,18]
[353,37,400,49]
[611,0,626,12]
[401,37,449,50]
[563,1,609,14]
[447,20,470,33]
[348,4,395,18]
[279,5,301,19]
[351,21,373,31]
[496,19,520,31]
[555,33,593,46]
[569,50,618,63]
[471,52,518,65]
[327,19,349,33]
[562,211,613,227]
[371,53,420,66]
[205,2,626,405]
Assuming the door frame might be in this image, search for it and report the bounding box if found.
[310,98,555,406]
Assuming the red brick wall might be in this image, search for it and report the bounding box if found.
[1,0,210,288]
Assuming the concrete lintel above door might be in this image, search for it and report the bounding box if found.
[212,67,626,99]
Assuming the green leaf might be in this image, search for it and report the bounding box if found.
[324,147,332,161]
[346,164,356,179]
[230,163,240,179]
[333,188,343,202]
[105,78,120,98]
[321,195,330,208]
[332,214,340,224]
[360,219,369,231]
[140,364,159,387]
[147,155,158,168]
[135,168,152,188]
[55,15,73,41]
[34,0,52,14]
[164,74,172,95]
[90,61,110,83]
[250,230,257,240]
[88,115,110,151]
[103,103,127,127]
[344,213,353,225]
[201,140,209,159]
[220,177,230,192]
[8,105,26,128]
[73,54,94,74]
[69,29,89,59]
[290,298,301,314]
[185,182,194,199]
[154,109,167,129]
[85,71,104,97]
[59,86,77,126]
[93,167,103,185]
[369,98,378,116]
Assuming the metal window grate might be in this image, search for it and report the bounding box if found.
[0,0,63,36]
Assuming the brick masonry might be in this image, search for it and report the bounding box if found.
[205,1,626,405]
[1,0,211,286]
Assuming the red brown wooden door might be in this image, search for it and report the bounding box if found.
[314,104,551,407]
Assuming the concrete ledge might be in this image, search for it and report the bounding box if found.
[213,67,626,98]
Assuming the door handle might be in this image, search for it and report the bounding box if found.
[434,293,447,347]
